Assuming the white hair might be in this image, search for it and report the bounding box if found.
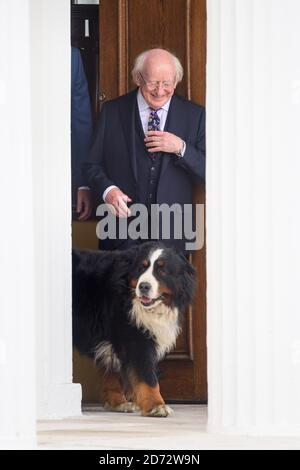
[131,48,184,86]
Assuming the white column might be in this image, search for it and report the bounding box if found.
[207,0,300,435]
[30,0,81,418]
[0,1,36,448]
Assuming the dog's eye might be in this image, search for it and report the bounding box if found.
[157,266,166,275]
[156,260,166,274]
[139,261,149,273]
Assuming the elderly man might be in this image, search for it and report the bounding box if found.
[85,48,205,251]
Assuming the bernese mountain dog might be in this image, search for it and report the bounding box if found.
[72,242,196,418]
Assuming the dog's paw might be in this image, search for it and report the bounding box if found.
[143,404,174,418]
[104,401,139,413]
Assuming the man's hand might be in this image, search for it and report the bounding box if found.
[105,187,132,218]
[76,189,93,221]
[144,131,183,154]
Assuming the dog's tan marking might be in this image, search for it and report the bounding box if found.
[158,284,172,295]
[103,372,137,413]
[131,381,172,417]
[130,278,138,288]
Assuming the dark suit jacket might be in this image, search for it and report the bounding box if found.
[84,89,205,251]
[71,47,93,205]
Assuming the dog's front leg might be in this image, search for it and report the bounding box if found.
[134,381,173,417]
[126,370,173,418]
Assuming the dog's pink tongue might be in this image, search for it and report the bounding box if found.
[141,296,152,304]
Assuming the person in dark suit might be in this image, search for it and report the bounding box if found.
[71,46,93,220]
[85,48,205,251]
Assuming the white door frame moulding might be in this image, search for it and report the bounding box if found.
[0,0,36,448]
[30,0,82,419]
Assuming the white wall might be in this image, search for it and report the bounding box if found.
[0,1,36,449]
[207,0,300,435]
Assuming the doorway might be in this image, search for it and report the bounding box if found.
[71,0,207,405]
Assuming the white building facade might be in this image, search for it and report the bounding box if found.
[0,0,300,448]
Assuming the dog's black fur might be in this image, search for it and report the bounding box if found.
[72,242,196,416]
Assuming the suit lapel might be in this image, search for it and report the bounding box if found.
[160,95,184,179]
[118,89,138,182]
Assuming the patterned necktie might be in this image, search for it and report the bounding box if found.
[147,108,161,161]
[148,108,161,132]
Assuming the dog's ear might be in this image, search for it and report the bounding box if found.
[119,245,141,269]
[177,251,197,277]
[109,245,141,289]
[176,251,197,311]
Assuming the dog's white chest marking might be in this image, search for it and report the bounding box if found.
[130,299,180,360]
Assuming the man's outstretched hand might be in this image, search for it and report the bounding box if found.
[105,187,132,218]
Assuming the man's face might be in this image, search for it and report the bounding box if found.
[138,61,176,109]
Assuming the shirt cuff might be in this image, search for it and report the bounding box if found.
[103,185,118,202]
[175,140,186,157]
